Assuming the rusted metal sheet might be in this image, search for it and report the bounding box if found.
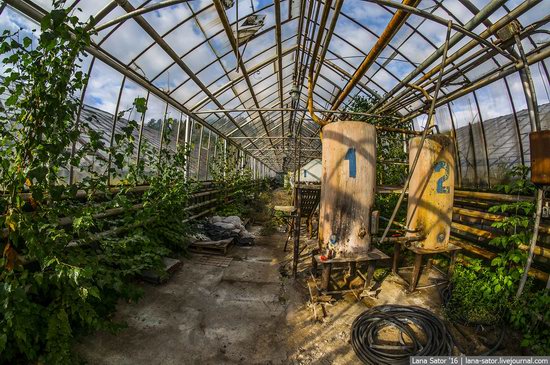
[530,131,550,185]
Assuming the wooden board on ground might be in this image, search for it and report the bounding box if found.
[191,253,233,267]
[140,257,183,284]
[189,238,234,255]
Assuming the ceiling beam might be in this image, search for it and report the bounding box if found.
[213,0,275,148]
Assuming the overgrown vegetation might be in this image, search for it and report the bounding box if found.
[445,166,549,354]
[0,3,195,363]
[209,140,260,218]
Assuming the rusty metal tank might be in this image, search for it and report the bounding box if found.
[406,134,455,250]
[319,121,377,256]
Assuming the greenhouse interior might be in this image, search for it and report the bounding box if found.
[1,0,550,363]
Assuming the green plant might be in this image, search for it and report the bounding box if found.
[209,141,255,217]
[487,165,535,294]
[0,3,195,363]
[445,261,510,325]
[138,117,196,252]
[444,165,549,354]
[346,96,407,186]
[510,289,550,355]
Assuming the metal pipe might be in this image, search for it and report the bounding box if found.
[183,115,191,179]
[93,0,192,32]
[312,0,344,88]
[192,107,400,119]
[107,76,127,186]
[175,112,183,150]
[472,91,491,187]
[293,122,304,278]
[212,0,274,146]
[515,30,544,297]
[330,0,421,114]
[398,44,550,125]
[158,101,170,163]
[382,20,549,113]
[373,0,540,113]
[196,124,205,179]
[69,56,96,184]
[379,21,452,246]
[306,0,333,127]
[229,136,319,140]
[516,35,542,132]
[274,0,284,142]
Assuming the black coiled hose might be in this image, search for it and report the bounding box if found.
[351,305,453,365]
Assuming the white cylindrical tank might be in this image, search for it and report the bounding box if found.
[319,121,377,256]
[406,134,455,250]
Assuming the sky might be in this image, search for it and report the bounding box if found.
[1,0,550,165]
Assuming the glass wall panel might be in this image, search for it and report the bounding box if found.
[476,79,521,183]
[110,79,148,183]
[198,129,210,180]
[449,93,489,187]
[189,122,202,178]
[141,95,165,174]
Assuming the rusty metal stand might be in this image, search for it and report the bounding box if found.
[312,248,390,292]
[392,242,461,293]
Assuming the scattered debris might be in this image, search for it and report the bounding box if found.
[204,216,255,246]
[189,238,234,256]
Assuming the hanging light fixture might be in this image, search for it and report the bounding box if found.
[222,0,235,9]
[290,84,300,102]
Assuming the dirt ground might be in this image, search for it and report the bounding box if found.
[75,189,520,364]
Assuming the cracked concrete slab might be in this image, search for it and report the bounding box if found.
[75,229,291,365]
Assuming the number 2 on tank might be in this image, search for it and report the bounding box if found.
[434,161,450,194]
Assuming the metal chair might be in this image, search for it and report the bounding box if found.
[277,186,321,252]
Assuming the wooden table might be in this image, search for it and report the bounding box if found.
[312,248,390,292]
[392,242,462,292]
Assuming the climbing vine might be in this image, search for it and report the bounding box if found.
[0,2,194,363]
[209,140,256,217]
[445,165,549,354]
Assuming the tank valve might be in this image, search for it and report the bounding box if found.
[437,233,445,243]
[358,228,367,239]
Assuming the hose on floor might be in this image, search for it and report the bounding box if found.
[350,305,453,365]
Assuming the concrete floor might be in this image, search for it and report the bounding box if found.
[76,227,295,365]
[76,224,519,364]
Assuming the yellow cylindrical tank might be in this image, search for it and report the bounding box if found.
[406,134,455,250]
[319,121,377,256]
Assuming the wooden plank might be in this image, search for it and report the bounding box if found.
[451,237,549,282]
[454,190,533,202]
[314,248,389,265]
[189,238,233,256]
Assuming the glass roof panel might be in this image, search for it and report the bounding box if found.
[134,44,175,80]
[3,0,550,174]
[99,19,154,64]
[163,19,206,56]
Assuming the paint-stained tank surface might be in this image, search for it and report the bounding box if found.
[406,134,456,250]
[319,121,377,256]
